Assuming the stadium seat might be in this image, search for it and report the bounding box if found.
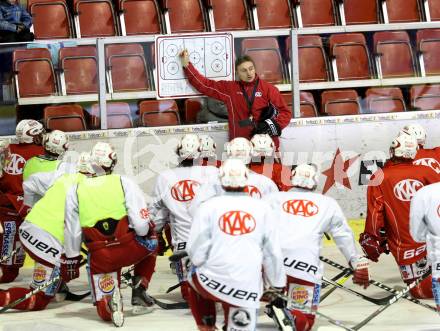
[204,0,252,31]
[417,29,440,76]
[13,48,57,98]
[241,37,286,84]
[428,0,440,21]
[91,102,133,129]
[410,84,440,110]
[59,46,98,95]
[383,0,421,23]
[184,98,203,124]
[73,0,118,38]
[329,33,373,81]
[340,0,378,25]
[321,89,361,116]
[285,35,329,82]
[161,0,207,33]
[44,104,87,131]
[248,0,293,29]
[139,99,181,126]
[118,0,162,35]
[374,31,416,78]
[292,0,336,27]
[281,92,318,117]
[105,44,150,92]
[28,0,73,39]
[365,87,406,113]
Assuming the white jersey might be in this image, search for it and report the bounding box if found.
[189,170,279,217]
[264,188,361,284]
[187,192,285,308]
[150,165,219,251]
[410,182,440,278]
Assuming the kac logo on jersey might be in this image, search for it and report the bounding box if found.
[393,179,424,201]
[3,153,26,175]
[282,199,319,217]
[219,211,256,236]
[98,274,116,294]
[413,158,440,174]
[170,180,200,202]
[244,185,262,198]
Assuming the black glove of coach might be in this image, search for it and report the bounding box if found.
[255,118,281,137]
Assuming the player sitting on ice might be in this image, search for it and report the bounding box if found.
[149,134,219,301]
[264,163,370,331]
[64,142,158,327]
[360,133,440,299]
[0,120,44,283]
[0,152,93,312]
[198,134,221,167]
[409,181,440,314]
[186,158,286,331]
[249,133,292,191]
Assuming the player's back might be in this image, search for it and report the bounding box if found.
[249,161,292,191]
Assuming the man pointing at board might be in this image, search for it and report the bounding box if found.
[180,49,291,149]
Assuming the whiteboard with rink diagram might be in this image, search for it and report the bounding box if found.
[155,33,234,99]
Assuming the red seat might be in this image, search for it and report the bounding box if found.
[204,0,252,31]
[73,0,118,37]
[118,0,162,35]
[105,44,150,92]
[417,29,440,76]
[184,98,203,124]
[281,92,318,117]
[365,87,406,113]
[410,85,440,110]
[241,37,285,84]
[59,46,98,95]
[44,104,87,131]
[428,0,440,21]
[161,0,207,33]
[139,99,181,126]
[341,0,378,25]
[91,102,133,129]
[374,31,416,78]
[13,48,57,98]
[329,33,372,80]
[321,89,360,116]
[249,0,292,29]
[28,0,73,39]
[292,0,336,27]
[384,0,421,23]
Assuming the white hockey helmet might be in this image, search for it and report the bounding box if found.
[43,130,69,156]
[77,152,95,175]
[226,137,253,164]
[91,142,117,172]
[219,158,249,189]
[250,134,275,157]
[15,119,45,144]
[177,134,200,159]
[199,135,217,158]
[291,163,319,190]
[399,123,426,147]
[390,133,418,159]
[0,140,9,176]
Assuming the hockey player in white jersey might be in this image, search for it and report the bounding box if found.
[264,164,370,331]
[149,134,219,300]
[186,158,286,331]
[409,182,440,314]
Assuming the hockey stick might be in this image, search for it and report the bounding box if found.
[352,270,432,330]
[55,281,91,302]
[320,256,436,312]
[320,270,353,303]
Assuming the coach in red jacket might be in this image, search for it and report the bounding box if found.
[180,50,291,149]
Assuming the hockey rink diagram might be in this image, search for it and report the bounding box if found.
[155,33,233,99]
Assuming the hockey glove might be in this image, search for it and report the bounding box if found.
[264,287,286,308]
[60,254,82,282]
[255,119,281,137]
[350,256,370,289]
[359,232,389,262]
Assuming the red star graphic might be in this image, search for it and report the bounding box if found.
[322,148,360,194]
